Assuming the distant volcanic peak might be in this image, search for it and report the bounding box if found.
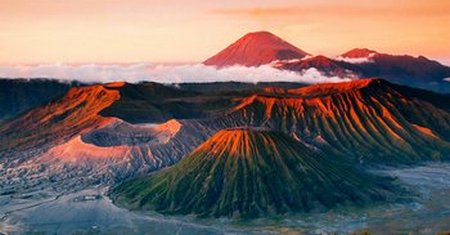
[203,31,309,67]
[294,55,338,67]
[241,31,281,42]
[244,30,278,38]
[236,31,307,53]
[341,48,378,58]
[334,48,379,64]
[307,54,331,61]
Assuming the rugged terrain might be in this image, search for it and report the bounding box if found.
[1,79,449,198]
[216,79,450,164]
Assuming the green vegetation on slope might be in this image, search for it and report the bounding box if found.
[112,129,395,218]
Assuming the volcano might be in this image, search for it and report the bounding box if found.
[1,78,450,196]
[203,31,309,67]
[203,31,450,92]
[221,79,450,163]
[340,48,378,59]
[112,128,394,218]
[0,81,234,153]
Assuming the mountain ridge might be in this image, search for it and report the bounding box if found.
[203,31,450,92]
[1,78,449,195]
[221,78,450,163]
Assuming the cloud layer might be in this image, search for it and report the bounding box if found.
[334,55,375,64]
[0,63,352,84]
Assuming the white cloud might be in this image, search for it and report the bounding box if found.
[270,55,314,66]
[334,53,376,64]
[444,77,450,82]
[0,63,352,84]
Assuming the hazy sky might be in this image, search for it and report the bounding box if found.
[1,0,449,64]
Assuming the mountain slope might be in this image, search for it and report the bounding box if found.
[0,81,238,153]
[340,48,378,59]
[338,49,450,92]
[274,55,361,78]
[0,82,218,192]
[112,129,394,218]
[0,84,121,154]
[340,49,450,83]
[0,81,249,192]
[203,31,309,67]
[217,79,450,163]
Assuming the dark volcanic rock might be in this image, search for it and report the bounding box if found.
[0,78,80,120]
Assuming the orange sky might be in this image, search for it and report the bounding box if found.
[1,0,449,65]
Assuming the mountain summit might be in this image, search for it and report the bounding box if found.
[340,48,378,58]
[203,31,309,67]
[112,128,394,218]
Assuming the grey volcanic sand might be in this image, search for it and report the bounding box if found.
[1,163,450,234]
[0,188,243,235]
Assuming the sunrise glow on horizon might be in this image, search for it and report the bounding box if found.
[1,0,450,65]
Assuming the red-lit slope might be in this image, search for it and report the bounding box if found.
[287,78,374,97]
[0,82,215,190]
[113,128,394,218]
[203,31,309,67]
[0,84,121,153]
[0,81,223,154]
[223,79,450,163]
[341,48,378,58]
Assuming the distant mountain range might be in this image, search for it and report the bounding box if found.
[203,31,450,93]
